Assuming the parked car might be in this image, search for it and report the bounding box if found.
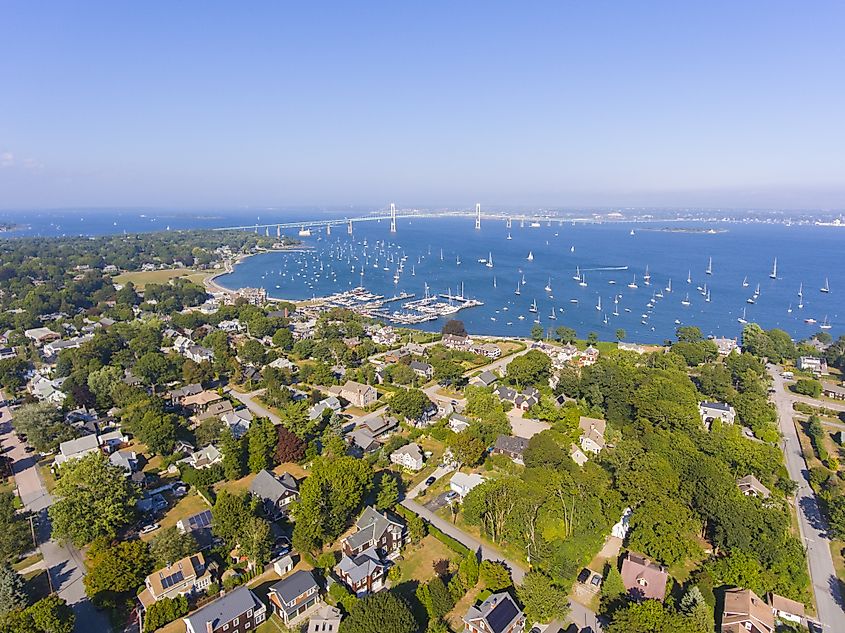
[577,568,591,583]
[445,490,459,501]
[139,523,160,535]
[589,572,603,588]
[425,476,437,487]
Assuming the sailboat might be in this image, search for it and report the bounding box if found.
[570,246,575,253]
[506,232,512,240]
[687,270,692,284]
[705,289,711,303]
[787,303,792,313]
[681,293,691,306]
[706,257,712,275]
[493,276,497,289]
[544,277,553,292]
[665,278,672,293]
[486,253,493,269]
[737,307,748,324]
[440,248,443,261]
[579,274,587,287]
[643,265,651,285]
[742,275,748,287]
[798,282,804,309]
[627,275,638,289]
[596,295,602,311]
[769,258,777,280]
[527,251,534,261]
[514,281,521,296]
[529,299,538,313]
[456,255,461,265]
[613,297,620,317]
[821,277,830,293]
[820,316,832,330]
[548,308,557,320]
[411,266,415,276]
[573,266,581,281]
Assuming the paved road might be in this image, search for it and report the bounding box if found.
[228,388,281,424]
[769,367,845,630]
[793,393,845,413]
[0,403,111,633]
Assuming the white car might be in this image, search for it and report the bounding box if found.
[139,523,160,535]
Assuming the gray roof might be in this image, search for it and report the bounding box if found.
[336,547,384,584]
[270,569,318,608]
[409,360,432,372]
[344,506,402,552]
[494,435,529,456]
[249,469,298,503]
[60,433,99,457]
[701,401,732,412]
[184,586,263,631]
[477,370,498,385]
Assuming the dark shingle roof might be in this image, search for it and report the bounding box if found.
[270,569,318,605]
[183,586,262,631]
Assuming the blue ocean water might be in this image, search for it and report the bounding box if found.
[216,217,844,344]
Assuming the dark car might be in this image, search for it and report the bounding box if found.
[425,476,437,486]
[577,568,591,583]
[564,625,579,633]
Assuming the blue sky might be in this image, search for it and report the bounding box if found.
[1,1,843,210]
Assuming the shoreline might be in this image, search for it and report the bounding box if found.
[204,245,314,300]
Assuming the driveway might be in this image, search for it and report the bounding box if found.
[769,367,845,629]
[0,402,112,633]
[228,388,281,424]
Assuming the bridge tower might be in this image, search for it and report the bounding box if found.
[254,224,258,234]
[390,203,397,233]
[348,220,353,235]
[326,224,332,236]
[475,203,481,230]
[506,216,512,229]
[277,224,281,239]
[264,226,269,237]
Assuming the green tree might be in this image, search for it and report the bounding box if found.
[0,564,26,617]
[459,550,479,588]
[28,595,75,633]
[555,326,577,343]
[134,351,173,391]
[212,491,255,548]
[239,516,272,568]
[137,410,179,455]
[142,595,189,633]
[600,563,626,615]
[530,323,544,341]
[239,339,266,366]
[220,429,246,480]
[628,497,701,566]
[518,571,570,624]
[679,586,714,633]
[507,350,551,387]
[339,591,417,633]
[793,378,822,397]
[407,513,426,545]
[247,417,277,473]
[148,527,198,567]
[49,453,137,547]
[272,328,294,350]
[479,560,512,591]
[615,328,626,342]
[606,600,701,633]
[83,539,153,603]
[0,493,31,564]
[389,388,432,422]
[426,575,454,620]
[376,474,399,511]
[448,432,486,468]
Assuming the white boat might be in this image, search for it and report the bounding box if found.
[742,275,748,287]
[820,316,832,330]
[527,251,534,261]
[570,246,575,253]
[579,274,587,287]
[787,303,792,313]
[456,255,461,265]
[529,299,538,313]
[627,275,638,289]
[705,289,711,303]
[681,293,691,306]
[573,266,581,281]
[544,277,552,292]
[493,276,497,288]
[687,270,692,284]
[769,257,777,280]
[518,315,525,320]
[506,232,512,240]
[805,317,817,324]
[630,228,635,236]
[549,308,557,320]
[486,253,493,269]
[665,278,672,293]
[643,265,651,285]
[596,296,602,311]
[530,221,541,228]
[737,307,747,324]
[705,256,712,275]
[821,277,830,293]
[514,281,521,296]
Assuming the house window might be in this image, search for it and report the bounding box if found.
[233,617,239,625]
[223,625,229,631]
[247,609,252,617]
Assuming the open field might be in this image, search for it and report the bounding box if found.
[114,268,206,289]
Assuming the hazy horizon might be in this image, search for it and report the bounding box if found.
[2,2,844,210]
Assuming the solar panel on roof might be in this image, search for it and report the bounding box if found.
[486,598,518,633]
[188,510,212,529]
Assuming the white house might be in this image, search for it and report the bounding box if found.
[578,416,606,454]
[611,507,633,540]
[449,472,485,499]
[699,401,736,427]
[390,443,424,471]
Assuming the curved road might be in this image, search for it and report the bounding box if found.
[769,367,845,630]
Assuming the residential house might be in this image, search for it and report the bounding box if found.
[371,326,399,346]
[578,416,607,454]
[182,390,224,413]
[796,356,828,374]
[109,449,138,474]
[221,409,253,439]
[699,401,737,426]
[273,554,295,576]
[360,414,398,439]
[470,342,501,359]
[249,469,299,519]
[768,593,804,625]
[713,337,740,355]
[346,428,379,457]
[620,552,669,601]
[335,547,387,596]
[177,509,215,549]
[450,472,485,499]
[578,345,600,367]
[409,360,433,380]
[267,570,321,626]
[186,345,214,364]
[720,588,774,633]
[570,445,589,467]
[442,334,471,350]
[179,445,223,470]
[24,327,60,345]
[449,413,472,433]
[463,592,525,633]
[29,375,66,404]
[218,319,243,333]
[737,475,771,499]
[139,553,213,608]
[169,383,204,406]
[338,381,377,408]
[308,605,342,633]
[0,347,16,360]
[342,506,405,558]
[473,370,498,387]
[196,399,234,422]
[822,383,845,401]
[493,385,540,411]
[54,434,101,467]
[390,443,424,471]
[183,586,266,633]
[43,334,94,358]
[269,357,299,373]
[98,429,129,453]
[617,342,646,354]
[492,435,529,465]
[309,396,342,422]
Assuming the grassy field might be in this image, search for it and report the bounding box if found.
[141,491,210,542]
[398,534,460,584]
[214,463,309,496]
[114,268,204,289]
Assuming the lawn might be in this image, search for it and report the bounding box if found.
[114,268,201,289]
[12,552,43,572]
[495,340,525,356]
[141,491,210,541]
[37,458,57,493]
[214,463,309,496]
[397,534,460,585]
